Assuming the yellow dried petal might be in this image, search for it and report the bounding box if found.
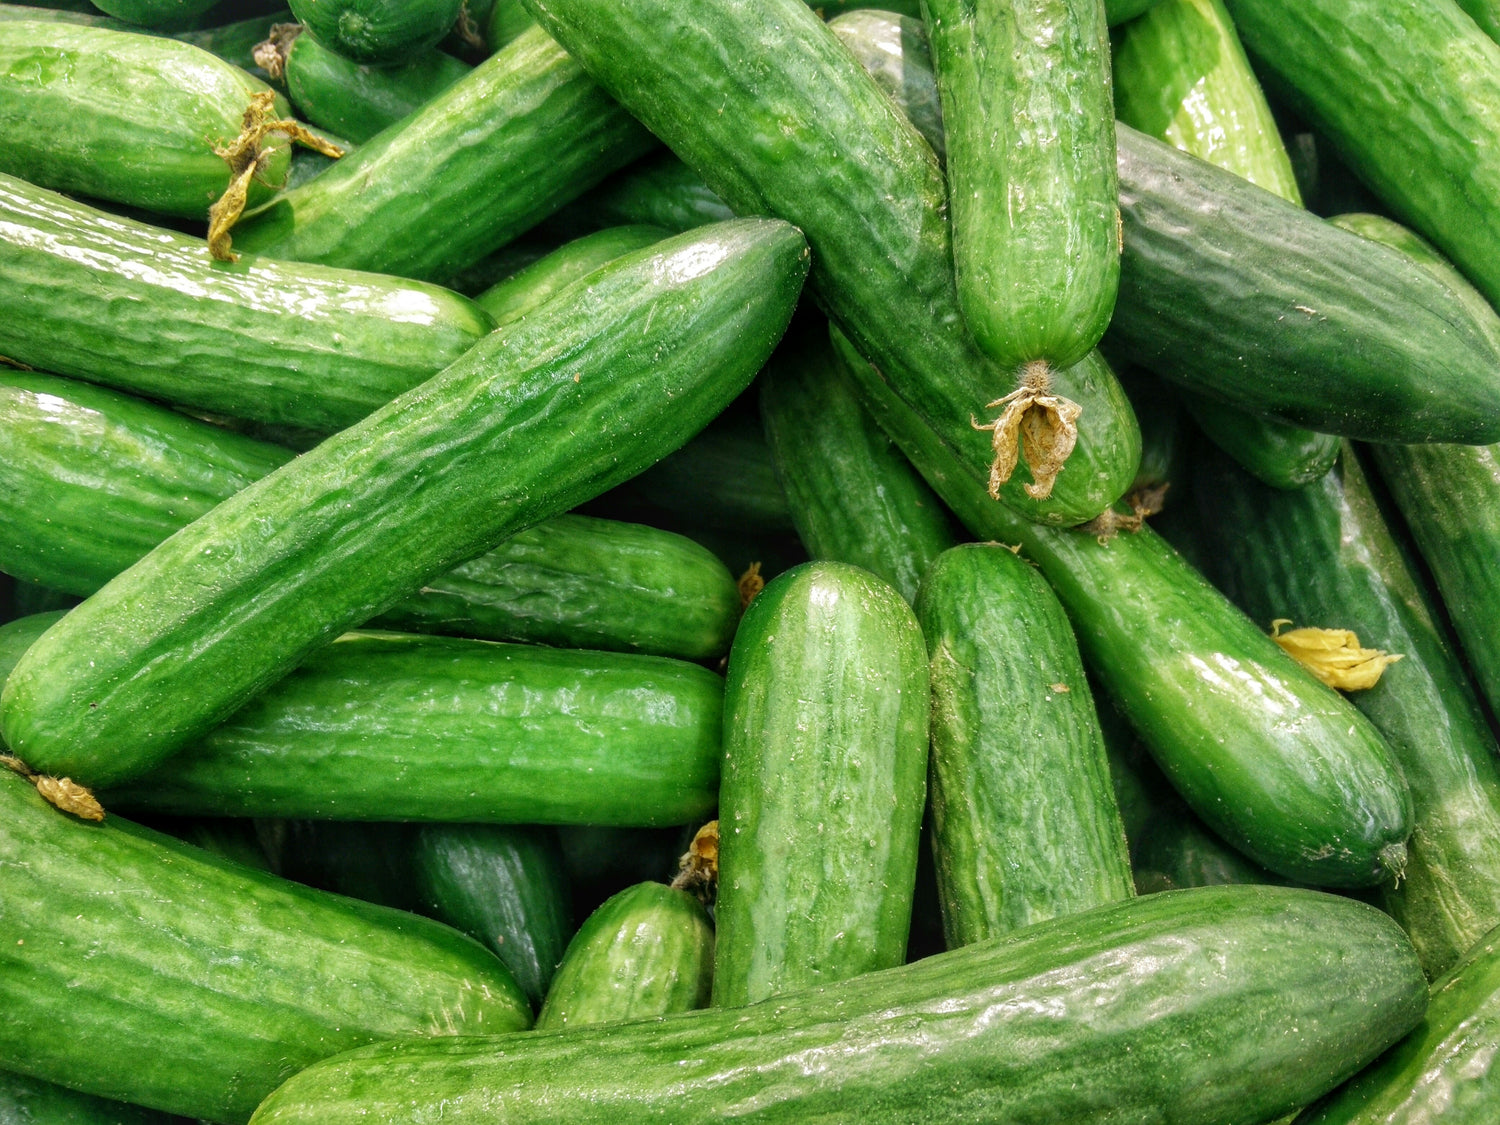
[737,562,764,610]
[971,361,1083,501]
[670,820,720,903]
[34,775,105,821]
[1270,621,1404,691]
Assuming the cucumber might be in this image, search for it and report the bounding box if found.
[760,322,955,604]
[255,820,421,911]
[248,885,1429,1125]
[714,561,928,1007]
[0,218,808,789]
[1107,0,1165,19]
[0,175,492,432]
[1113,364,1188,498]
[826,10,944,163]
[0,1071,174,1125]
[535,882,713,1030]
[521,0,1141,527]
[90,0,218,26]
[0,770,529,1124]
[172,10,292,74]
[235,24,656,283]
[287,0,462,63]
[553,152,736,237]
[473,224,667,325]
[0,612,66,687]
[412,824,573,1008]
[485,0,531,48]
[831,325,1414,888]
[916,544,1134,945]
[1458,0,1500,44]
[1132,799,1290,894]
[100,631,723,827]
[925,0,1118,372]
[1179,394,1339,489]
[0,20,289,217]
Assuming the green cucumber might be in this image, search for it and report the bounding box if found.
[1458,0,1500,44]
[916,544,1133,945]
[249,885,1428,1125]
[831,324,1414,888]
[90,0,218,26]
[473,224,667,325]
[172,9,292,74]
[287,0,462,63]
[925,0,1118,372]
[0,175,492,432]
[412,825,573,1008]
[760,323,955,604]
[166,816,274,872]
[485,0,532,49]
[534,882,713,1030]
[0,20,289,217]
[256,820,420,911]
[0,612,62,687]
[826,10,944,164]
[1180,394,1339,489]
[521,0,1141,526]
[0,770,529,1125]
[1132,799,1289,894]
[0,1071,174,1125]
[1113,364,1188,498]
[714,561,928,1006]
[0,218,807,789]
[1107,0,1165,20]
[0,3,123,26]
[1299,923,1500,1124]
[553,152,736,237]
[100,631,723,827]
[235,24,656,283]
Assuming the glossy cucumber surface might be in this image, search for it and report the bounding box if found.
[827,10,944,163]
[556,152,736,236]
[1181,392,1338,489]
[91,0,217,26]
[288,0,463,63]
[473,224,667,325]
[0,1070,174,1125]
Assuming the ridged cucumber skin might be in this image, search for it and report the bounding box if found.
[0,771,530,1125]
[1180,391,1339,489]
[831,324,1414,888]
[474,225,667,325]
[1222,0,1500,312]
[523,0,1141,527]
[412,825,573,1009]
[235,25,656,283]
[284,30,470,143]
[1110,124,1500,444]
[0,219,807,788]
[916,544,1134,946]
[535,882,714,1030]
[0,175,493,432]
[249,886,1428,1125]
[99,631,723,827]
[0,21,288,217]
[1300,923,1500,1124]
[714,561,928,1007]
[1458,0,1500,43]
[0,1071,174,1125]
[925,0,1118,371]
[91,0,218,26]
[827,11,945,163]
[760,324,955,604]
[288,0,463,63]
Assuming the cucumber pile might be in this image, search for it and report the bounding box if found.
[3,0,1500,1121]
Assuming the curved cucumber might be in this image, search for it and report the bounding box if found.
[714,561,928,1007]
[0,1071,175,1125]
[172,10,293,74]
[916,544,1133,945]
[1107,0,1166,20]
[827,10,944,163]
[485,0,533,48]
[474,224,667,325]
[288,0,463,63]
[0,219,807,788]
[0,612,66,691]
[249,886,1428,1125]
[535,882,713,1030]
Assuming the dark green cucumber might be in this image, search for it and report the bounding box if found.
[1109,124,1500,444]
[485,0,532,48]
[760,322,955,604]
[0,175,492,432]
[916,544,1133,945]
[172,9,292,74]
[925,0,1118,372]
[1222,0,1500,311]
[250,886,1428,1125]
[535,882,713,1030]
[1113,363,1188,498]
[256,820,421,911]
[288,0,462,63]
[101,631,723,827]
[522,0,1141,527]
[826,10,944,163]
[90,0,218,26]
[163,816,274,872]
[1300,922,1500,1124]
[235,24,656,283]
[1132,799,1289,895]
[0,218,807,788]
[831,325,1413,888]
[1106,0,1165,19]
[0,1071,174,1125]
[1181,394,1339,489]
[714,561,928,1007]
[1458,0,1500,43]
[473,224,667,325]
[0,770,529,1124]
[553,152,736,237]
[412,824,573,1008]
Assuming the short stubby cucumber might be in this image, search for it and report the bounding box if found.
[288,0,464,64]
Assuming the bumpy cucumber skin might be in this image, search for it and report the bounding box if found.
[474,225,667,325]
[523,0,1140,527]
[827,11,945,163]
[236,25,656,283]
[0,219,808,788]
[714,561,929,1007]
[536,882,714,1030]
[250,886,1427,1125]
[925,0,1118,371]
[0,1070,174,1125]
[0,21,288,217]
[100,631,724,827]
[916,544,1134,945]
[0,771,530,1125]
[285,31,470,143]
[0,174,493,432]
[761,324,955,604]
[289,0,463,63]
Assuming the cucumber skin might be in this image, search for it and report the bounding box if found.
[91,0,218,26]
[0,1070,174,1125]
[523,0,1141,527]
[236,25,656,283]
[1458,0,1500,43]
[289,0,463,64]
[249,886,1428,1125]
[0,219,808,789]
[714,561,929,1008]
[100,631,723,828]
[1107,0,1163,20]
[925,0,1119,371]
[1180,391,1339,489]
[0,771,530,1125]
[535,882,714,1030]
[556,152,736,236]
[916,544,1134,945]
[0,174,493,433]
[827,10,944,163]
[474,224,667,325]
